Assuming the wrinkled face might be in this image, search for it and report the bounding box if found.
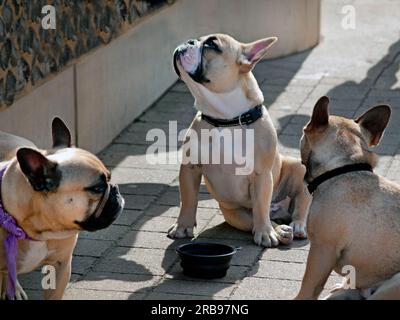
[18,148,125,236]
[173,33,277,93]
[300,96,391,181]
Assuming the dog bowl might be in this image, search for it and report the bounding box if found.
[176,242,238,279]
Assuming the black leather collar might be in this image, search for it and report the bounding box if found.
[201,105,264,127]
[307,163,373,194]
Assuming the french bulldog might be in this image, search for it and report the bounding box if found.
[168,34,311,247]
[295,96,400,300]
[0,118,124,300]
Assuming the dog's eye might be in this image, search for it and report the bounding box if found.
[204,37,222,53]
[86,182,107,194]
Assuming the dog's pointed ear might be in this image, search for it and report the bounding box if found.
[16,148,61,192]
[239,37,278,72]
[305,96,330,132]
[52,117,71,148]
[355,105,391,147]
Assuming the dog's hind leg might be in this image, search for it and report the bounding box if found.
[220,206,294,245]
[220,206,253,232]
[368,273,400,300]
[324,280,363,300]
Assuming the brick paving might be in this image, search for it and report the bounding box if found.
[20,0,400,299]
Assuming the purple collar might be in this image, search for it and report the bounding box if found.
[0,165,31,299]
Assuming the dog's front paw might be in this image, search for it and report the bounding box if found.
[14,281,28,300]
[0,280,28,300]
[275,224,294,245]
[167,223,195,239]
[290,220,307,239]
[253,227,280,247]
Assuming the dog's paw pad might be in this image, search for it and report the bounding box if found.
[290,220,307,239]
[275,224,294,245]
[253,229,279,248]
[167,224,194,239]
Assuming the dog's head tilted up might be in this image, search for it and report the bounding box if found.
[3,118,125,241]
[173,33,277,118]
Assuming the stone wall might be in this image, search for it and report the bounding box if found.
[0,0,173,109]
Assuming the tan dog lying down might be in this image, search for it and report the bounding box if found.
[168,33,311,246]
[296,96,400,300]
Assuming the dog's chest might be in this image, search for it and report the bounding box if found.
[203,166,251,204]
[17,241,49,274]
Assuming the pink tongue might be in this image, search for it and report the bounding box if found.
[180,46,201,74]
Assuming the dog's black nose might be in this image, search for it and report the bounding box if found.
[187,39,195,45]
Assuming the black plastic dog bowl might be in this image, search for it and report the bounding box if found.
[176,242,238,279]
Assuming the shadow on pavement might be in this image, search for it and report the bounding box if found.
[278,39,400,151]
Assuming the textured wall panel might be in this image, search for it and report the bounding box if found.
[0,0,173,109]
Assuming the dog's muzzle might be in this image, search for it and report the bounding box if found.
[173,39,209,83]
[76,184,125,232]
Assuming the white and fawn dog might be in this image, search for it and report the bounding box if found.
[296,96,400,300]
[168,34,311,247]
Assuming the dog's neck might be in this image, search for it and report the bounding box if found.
[187,73,264,119]
[305,152,378,182]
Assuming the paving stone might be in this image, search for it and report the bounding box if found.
[260,247,309,263]
[119,183,168,196]
[231,277,300,300]
[144,204,218,221]
[145,292,212,300]
[127,120,188,134]
[251,260,305,281]
[153,278,236,298]
[94,247,177,276]
[167,262,250,284]
[158,92,194,104]
[71,272,162,293]
[232,276,339,300]
[63,289,144,300]
[118,230,190,250]
[24,290,43,300]
[114,209,144,226]
[156,190,219,209]
[19,271,43,291]
[133,215,209,235]
[310,83,370,100]
[198,215,252,242]
[110,167,178,185]
[280,122,306,136]
[101,150,180,172]
[71,256,97,275]
[169,81,190,93]
[144,204,181,218]
[132,216,183,233]
[79,225,130,241]
[120,193,156,210]
[74,239,113,257]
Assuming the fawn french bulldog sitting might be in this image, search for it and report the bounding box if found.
[296,96,400,300]
[168,34,311,247]
[0,118,124,299]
